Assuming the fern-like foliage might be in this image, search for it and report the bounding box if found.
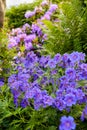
[42,0,87,57]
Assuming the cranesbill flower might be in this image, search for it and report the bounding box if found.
[43,13,51,20]
[64,93,77,107]
[62,53,70,62]
[76,89,85,100]
[54,98,66,111]
[33,87,42,100]
[8,37,19,49]
[24,34,36,43]
[34,100,43,110]
[25,10,36,18]
[56,90,64,98]
[54,53,62,64]
[65,68,76,80]
[39,55,51,67]
[49,4,58,13]
[25,42,33,50]
[59,116,76,130]
[70,51,80,63]
[79,52,86,61]
[31,24,43,37]
[17,33,27,42]
[25,88,34,99]
[80,63,87,72]
[8,74,17,85]
[20,98,29,108]
[61,53,72,68]
[42,95,54,107]
[47,59,56,68]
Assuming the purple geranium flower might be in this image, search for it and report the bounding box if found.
[25,10,36,18]
[47,59,56,68]
[20,98,29,108]
[54,53,62,64]
[43,95,54,107]
[49,4,58,13]
[59,116,76,130]
[70,51,80,63]
[24,34,36,43]
[8,37,19,48]
[65,68,76,80]
[25,42,33,50]
[79,52,86,61]
[80,63,87,72]
[64,93,77,107]
[54,98,66,111]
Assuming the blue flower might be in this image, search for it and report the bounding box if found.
[54,53,62,64]
[42,95,54,107]
[24,34,36,43]
[25,42,33,50]
[20,98,29,108]
[80,63,87,72]
[49,4,58,13]
[70,51,80,63]
[54,98,66,111]
[48,59,56,68]
[65,68,76,80]
[25,10,36,18]
[31,24,43,37]
[64,94,77,107]
[59,116,76,130]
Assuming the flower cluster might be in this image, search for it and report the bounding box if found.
[7,1,87,129]
[8,51,87,129]
[8,0,58,51]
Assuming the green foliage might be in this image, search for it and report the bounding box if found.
[0,84,60,130]
[42,0,87,58]
[0,84,86,130]
[6,0,42,29]
[0,28,16,81]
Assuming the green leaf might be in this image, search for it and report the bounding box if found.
[48,126,57,130]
